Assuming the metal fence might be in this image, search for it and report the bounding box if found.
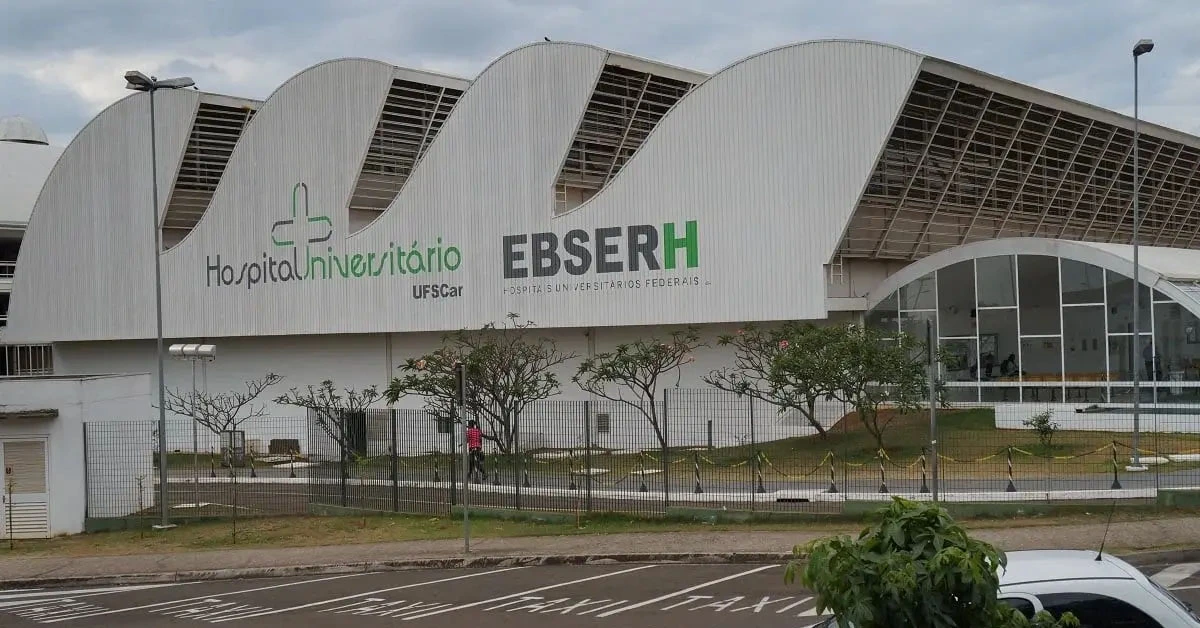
[82,389,1200,521]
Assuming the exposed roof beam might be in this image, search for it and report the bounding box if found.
[909,92,994,259]
[992,111,1063,237]
[1028,119,1096,237]
[871,81,961,257]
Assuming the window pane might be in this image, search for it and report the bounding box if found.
[940,338,977,382]
[1061,259,1106,304]
[945,386,979,403]
[1065,386,1107,403]
[901,311,936,364]
[899,273,936,310]
[1153,302,1200,383]
[977,255,1016,307]
[1038,592,1165,628]
[979,310,1019,381]
[1064,306,1107,381]
[866,291,899,335]
[1018,255,1061,335]
[937,260,976,337]
[1000,598,1036,619]
[1107,270,1152,333]
[1020,336,1062,380]
[1108,333,1153,381]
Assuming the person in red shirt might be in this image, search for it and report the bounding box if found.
[466,420,485,482]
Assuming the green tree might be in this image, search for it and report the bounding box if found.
[573,326,705,453]
[825,324,941,450]
[786,497,1078,628]
[705,322,844,439]
[385,314,576,454]
[275,380,383,506]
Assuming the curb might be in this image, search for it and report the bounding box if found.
[0,551,795,589]
[1112,547,1200,569]
[5,546,1199,590]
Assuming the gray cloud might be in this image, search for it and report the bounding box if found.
[4,0,1200,144]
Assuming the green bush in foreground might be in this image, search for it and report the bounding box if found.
[785,497,1079,628]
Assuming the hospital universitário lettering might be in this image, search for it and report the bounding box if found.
[205,182,463,291]
[205,239,462,290]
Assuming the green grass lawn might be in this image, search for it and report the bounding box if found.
[4,507,1199,558]
[156,408,1200,482]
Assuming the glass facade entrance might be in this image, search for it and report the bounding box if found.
[867,254,1200,403]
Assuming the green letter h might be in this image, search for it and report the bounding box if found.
[663,220,699,269]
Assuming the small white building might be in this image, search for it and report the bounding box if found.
[0,374,151,538]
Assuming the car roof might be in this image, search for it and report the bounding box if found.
[999,550,1142,586]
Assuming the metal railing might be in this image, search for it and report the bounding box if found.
[81,390,1200,521]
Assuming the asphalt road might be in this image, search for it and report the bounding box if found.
[4,561,1200,627]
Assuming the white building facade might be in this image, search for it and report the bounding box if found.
[9,39,1200,420]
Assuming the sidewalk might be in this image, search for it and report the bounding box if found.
[2,516,1199,586]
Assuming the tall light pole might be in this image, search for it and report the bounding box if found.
[125,70,196,527]
[1128,39,1154,473]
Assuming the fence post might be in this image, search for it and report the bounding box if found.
[447,406,456,508]
[514,410,522,510]
[569,449,578,491]
[1111,441,1123,490]
[692,451,703,494]
[584,400,593,514]
[82,423,90,519]
[1005,446,1017,493]
[749,396,759,504]
[919,448,930,494]
[662,388,671,510]
[877,450,888,493]
[827,452,839,494]
[638,453,648,493]
[390,410,399,512]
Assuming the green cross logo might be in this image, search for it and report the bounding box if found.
[271,182,333,247]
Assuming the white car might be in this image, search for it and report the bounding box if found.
[809,550,1200,627]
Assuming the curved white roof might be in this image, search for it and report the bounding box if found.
[865,237,1200,322]
[0,115,48,145]
[11,38,1200,343]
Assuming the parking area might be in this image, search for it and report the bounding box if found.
[0,564,822,627]
[2,561,1199,627]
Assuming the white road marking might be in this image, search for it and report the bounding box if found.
[0,583,187,602]
[399,565,658,621]
[40,572,373,623]
[210,567,526,622]
[1151,563,1200,588]
[1170,583,1200,591]
[594,564,778,618]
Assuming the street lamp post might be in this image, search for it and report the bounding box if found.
[125,71,196,527]
[1128,39,1154,473]
[169,344,216,510]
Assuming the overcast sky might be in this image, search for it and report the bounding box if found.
[3,0,1199,147]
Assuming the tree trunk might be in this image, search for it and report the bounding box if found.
[804,398,829,439]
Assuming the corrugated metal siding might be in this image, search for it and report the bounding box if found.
[11,42,919,342]
[8,89,198,342]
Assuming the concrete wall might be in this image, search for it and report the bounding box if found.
[0,374,151,534]
[994,402,1200,435]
